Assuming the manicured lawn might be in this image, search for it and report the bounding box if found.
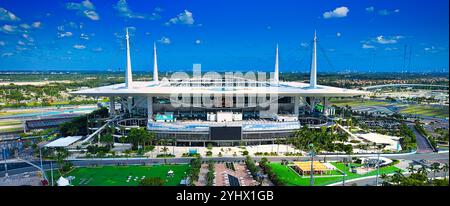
[0,120,22,126]
[268,162,402,186]
[399,105,449,118]
[329,99,390,107]
[47,164,190,186]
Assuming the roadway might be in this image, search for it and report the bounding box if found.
[1,151,448,177]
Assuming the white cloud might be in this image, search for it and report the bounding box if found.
[58,31,73,38]
[158,36,171,44]
[165,10,195,25]
[0,41,5,46]
[384,47,398,51]
[17,40,26,46]
[365,6,374,12]
[114,0,161,20]
[22,34,34,42]
[300,42,309,47]
[0,8,20,22]
[323,7,349,19]
[336,32,341,37]
[19,23,31,29]
[0,24,17,34]
[80,33,90,40]
[1,52,14,57]
[378,9,399,16]
[362,44,375,49]
[83,10,99,21]
[374,35,403,44]
[73,44,86,49]
[32,21,41,28]
[66,0,100,21]
[195,39,201,44]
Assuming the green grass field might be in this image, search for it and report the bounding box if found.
[0,120,22,126]
[329,99,390,107]
[47,164,191,186]
[268,162,402,186]
[399,105,449,118]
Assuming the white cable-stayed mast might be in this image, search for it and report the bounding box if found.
[125,27,133,88]
[153,42,159,83]
[309,31,317,88]
[274,44,279,83]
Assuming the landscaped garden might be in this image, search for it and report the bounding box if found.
[267,162,402,186]
[47,164,190,186]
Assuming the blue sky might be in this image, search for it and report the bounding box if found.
[0,0,448,72]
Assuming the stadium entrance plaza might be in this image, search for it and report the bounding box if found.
[146,144,300,158]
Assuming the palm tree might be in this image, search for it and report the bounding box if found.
[418,165,428,176]
[431,162,441,180]
[441,163,449,179]
[407,164,416,174]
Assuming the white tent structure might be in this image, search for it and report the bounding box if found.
[57,176,71,186]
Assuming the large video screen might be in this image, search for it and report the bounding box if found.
[210,126,242,140]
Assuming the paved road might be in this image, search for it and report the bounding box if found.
[411,125,435,153]
[0,152,448,177]
[338,172,448,186]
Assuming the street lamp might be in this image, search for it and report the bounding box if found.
[309,143,315,186]
[375,152,381,186]
[2,145,8,177]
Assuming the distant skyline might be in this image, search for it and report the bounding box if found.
[0,0,448,72]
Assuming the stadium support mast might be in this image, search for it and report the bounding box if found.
[125,27,133,88]
[153,42,159,83]
[309,31,317,88]
[274,44,279,83]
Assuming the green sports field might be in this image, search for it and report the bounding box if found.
[268,162,402,186]
[329,99,390,107]
[47,164,190,186]
[399,105,449,118]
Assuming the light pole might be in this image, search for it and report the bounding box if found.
[2,145,8,177]
[375,152,381,186]
[309,143,315,186]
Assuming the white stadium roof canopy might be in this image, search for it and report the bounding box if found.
[45,136,83,148]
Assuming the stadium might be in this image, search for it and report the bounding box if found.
[72,29,367,146]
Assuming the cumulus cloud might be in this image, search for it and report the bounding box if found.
[73,44,86,49]
[378,9,400,16]
[114,0,161,20]
[165,10,195,25]
[80,33,90,40]
[1,52,14,57]
[365,6,374,12]
[58,31,73,38]
[0,7,20,22]
[32,21,41,28]
[0,24,18,34]
[158,36,171,44]
[17,40,26,46]
[362,43,375,49]
[374,35,403,44]
[22,34,34,42]
[66,0,100,21]
[323,7,349,19]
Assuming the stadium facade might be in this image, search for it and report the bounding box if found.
[72,29,367,146]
